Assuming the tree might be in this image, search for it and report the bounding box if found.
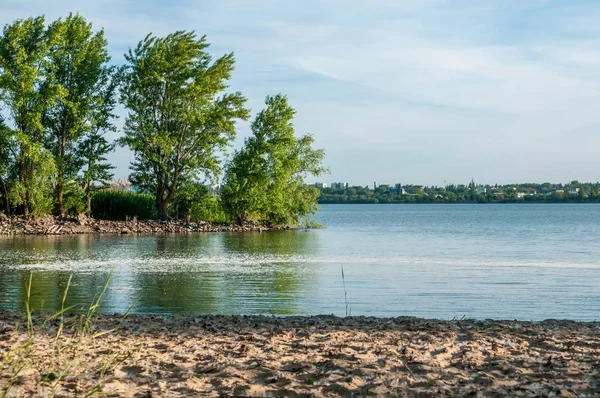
[221,94,327,225]
[74,64,119,216]
[0,16,61,215]
[171,181,227,222]
[395,183,402,196]
[577,187,586,202]
[76,111,116,216]
[120,31,249,219]
[0,116,13,214]
[43,13,114,216]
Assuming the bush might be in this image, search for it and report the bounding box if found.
[189,195,231,223]
[91,190,156,220]
[171,182,231,223]
[62,181,86,216]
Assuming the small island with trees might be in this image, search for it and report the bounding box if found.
[0,14,326,234]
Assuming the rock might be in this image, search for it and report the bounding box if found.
[0,215,286,236]
[77,213,90,226]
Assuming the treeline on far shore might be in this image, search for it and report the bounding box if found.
[317,181,600,204]
[0,14,326,226]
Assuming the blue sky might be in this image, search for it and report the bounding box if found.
[3,0,600,186]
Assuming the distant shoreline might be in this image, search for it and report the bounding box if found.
[318,201,600,204]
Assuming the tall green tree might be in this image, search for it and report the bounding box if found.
[43,14,114,216]
[75,70,118,215]
[0,16,61,216]
[221,94,327,225]
[0,116,13,214]
[120,31,249,219]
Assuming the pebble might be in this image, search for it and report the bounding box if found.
[0,214,286,235]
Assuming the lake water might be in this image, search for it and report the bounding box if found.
[0,204,599,320]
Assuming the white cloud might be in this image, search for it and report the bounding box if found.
[2,0,600,184]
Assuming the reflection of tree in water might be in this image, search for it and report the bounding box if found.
[0,235,94,263]
[220,231,320,315]
[0,231,321,316]
[2,271,117,315]
[135,231,320,315]
[0,236,104,313]
[222,231,317,256]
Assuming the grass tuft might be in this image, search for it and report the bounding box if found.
[0,271,139,397]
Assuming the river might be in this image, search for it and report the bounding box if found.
[0,204,599,320]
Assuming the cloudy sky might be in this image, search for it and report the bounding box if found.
[2,0,600,186]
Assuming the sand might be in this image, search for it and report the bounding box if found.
[1,313,599,397]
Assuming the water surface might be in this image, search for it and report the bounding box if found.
[1,204,599,320]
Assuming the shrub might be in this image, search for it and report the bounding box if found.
[171,182,231,223]
[91,190,156,220]
[189,195,231,223]
[62,181,86,216]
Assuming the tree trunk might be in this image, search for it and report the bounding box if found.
[18,152,29,217]
[0,176,10,216]
[86,178,92,216]
[55,133,67,216]
[56,179,64,216]
[157,199,168,220]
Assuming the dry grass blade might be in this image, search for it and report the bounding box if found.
[341,265,350,317]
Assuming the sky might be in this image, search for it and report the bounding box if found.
[2,0,600,187]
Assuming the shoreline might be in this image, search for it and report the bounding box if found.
[1,312,598,396]
[0,214,288,236]
[318,201,597,205]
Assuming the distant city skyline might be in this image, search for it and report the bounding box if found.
[312,178,599,189]
[3,1,600,186]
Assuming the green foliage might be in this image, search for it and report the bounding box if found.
[61,180,85,216]
[76,65,119,215]
[91,190,156,221]
[171,182,231,223]
[119,31,250,219]
[0,16,62,216]
[189,195,230,223]
[221,94,327,226]
[299,219,325,229]
[43,13,116,216]
[0,16,56,140]
[171,182,209,220]
[6,141,56,216]
[317,182,600,204]
[0,117,13,214]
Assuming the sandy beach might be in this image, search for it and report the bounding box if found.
[1,313,599,397]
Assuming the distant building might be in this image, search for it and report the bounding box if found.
[314,182,328,189]
[330,182,349,190]
[477,187,487,194]
[109,178,133,191]
[391,187,408,195]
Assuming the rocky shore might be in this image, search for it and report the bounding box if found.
[0,214,285,235]
[1,313,599,397]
